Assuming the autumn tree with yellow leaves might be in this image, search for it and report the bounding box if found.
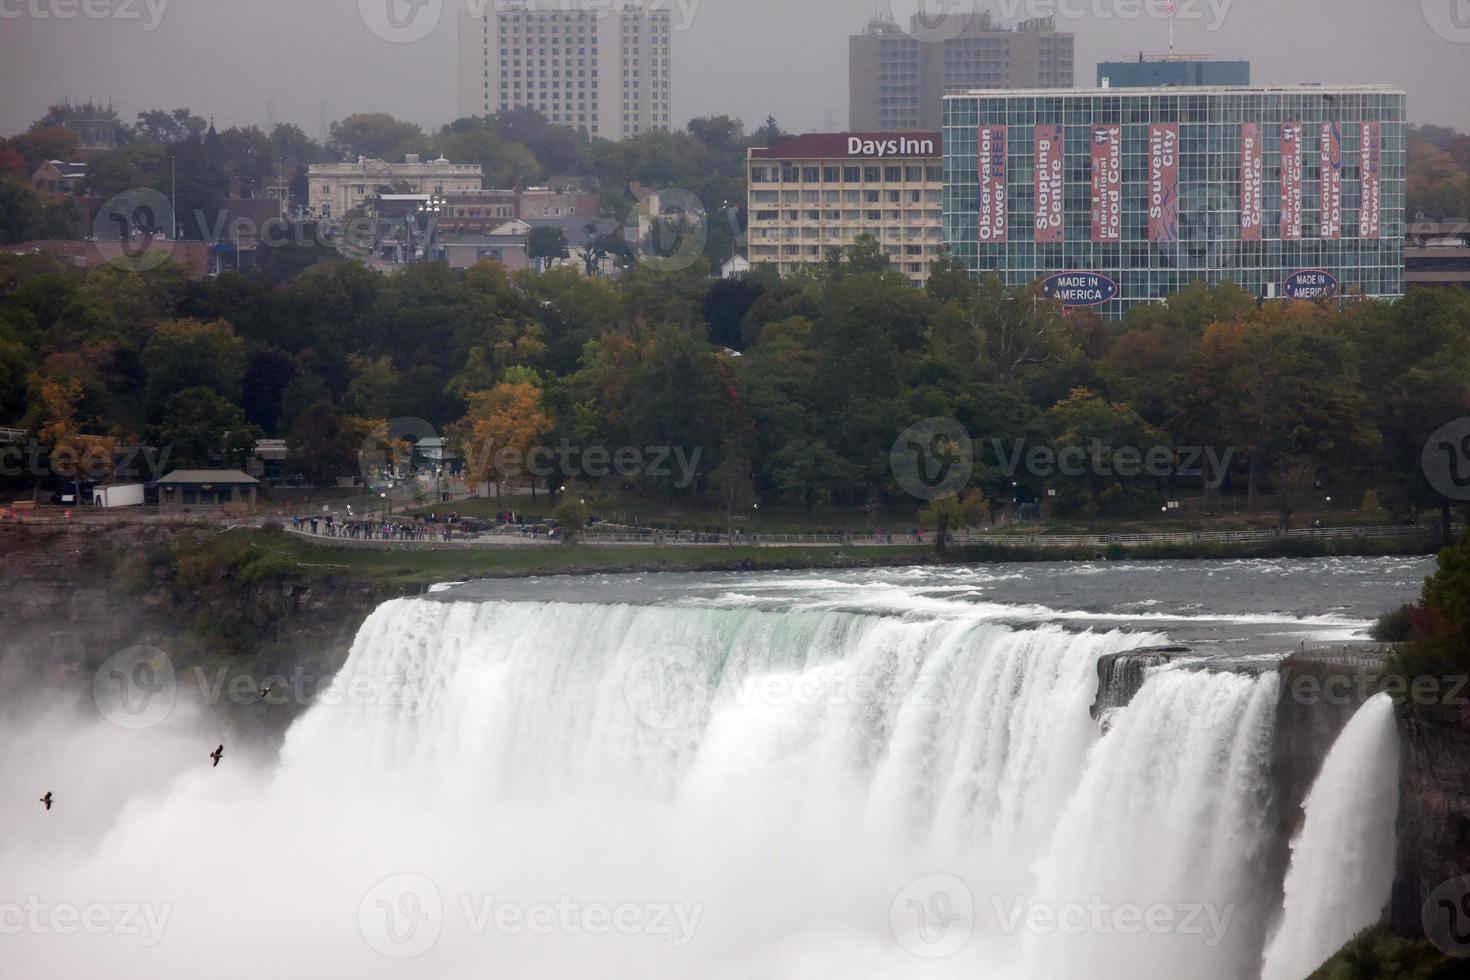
[452,382,552,503]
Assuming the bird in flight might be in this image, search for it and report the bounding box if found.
[258,686,272,700]
[39,792,52,811]
[210,745,224,768]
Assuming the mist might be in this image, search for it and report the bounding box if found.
[2,0,1466,138]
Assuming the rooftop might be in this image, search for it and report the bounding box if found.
[157,470,260,485]
[949,83,1404,98]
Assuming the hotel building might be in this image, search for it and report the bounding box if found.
[747,132,945,285]
[458,2,672,139]
[850,15,1073,132]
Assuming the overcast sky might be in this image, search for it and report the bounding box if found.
[2,0,1467,139]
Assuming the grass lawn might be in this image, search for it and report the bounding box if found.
[262,532,933,587]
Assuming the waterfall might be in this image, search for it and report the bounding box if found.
[1259,693,1401,980]
[1026,668,1282,980]
[0,593,1372,979]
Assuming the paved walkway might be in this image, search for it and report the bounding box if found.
[284,522,1454,552]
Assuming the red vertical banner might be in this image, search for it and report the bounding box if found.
[1359,121,1381,240]
[978,125,1008,244]
[1240,122,1264,241]
[1148,123,1179,243]
[1034,124,1064,243]
[1090,125,1122,242]
[1281,123,1304,240]
[1320,121,1343,239]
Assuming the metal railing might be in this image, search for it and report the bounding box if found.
[280,522,1457,552]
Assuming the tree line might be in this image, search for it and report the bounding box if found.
[2,234,1468,525]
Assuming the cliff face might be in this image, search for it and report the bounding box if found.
[1089,646,1187,720]
[1391,701,1470,941]
[0,523,401,737]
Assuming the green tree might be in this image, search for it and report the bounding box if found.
[528,226,570,270]
[920,490,989,554]
[156,386,259,469]
[141,318,247,419]
[327,114,426,162]
[287,399,355,487]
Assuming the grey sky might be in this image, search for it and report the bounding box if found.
[1,0,1467,139]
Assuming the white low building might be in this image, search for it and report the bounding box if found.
[307,155,484,219]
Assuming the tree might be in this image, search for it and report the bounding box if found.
[768,438,857,516]
[454,382,552,501]
[709,451,756,538]
[141,319,247,419]
[33,376,117,495]
[1045,388,1171,517]
[156,386,259,470]
[551,496,589,542]
[920,490,989,554]
[287,399,355,487]
[132,108,207,145]
[269,123,323,170]
[327,114,426,162]
[1388,531,1470,680]
[528,226,570,270]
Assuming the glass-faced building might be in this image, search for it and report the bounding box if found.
[943,85,1406,316]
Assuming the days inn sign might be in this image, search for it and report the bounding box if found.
[1039,271,1119,307]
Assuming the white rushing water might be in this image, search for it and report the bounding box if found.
[1259,693,1402,980]
[0,594,1350,979]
